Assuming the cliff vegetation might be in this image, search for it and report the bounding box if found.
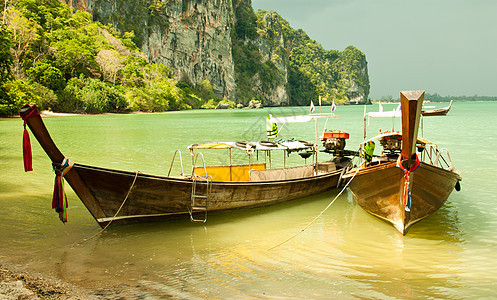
[0,0,224,116]
[0,0,370,116]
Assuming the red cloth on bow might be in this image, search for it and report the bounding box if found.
[20,105,40,172]
[396,154,421,210]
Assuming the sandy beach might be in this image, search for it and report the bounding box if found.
[0,260,172,299]
[0,262,94,299]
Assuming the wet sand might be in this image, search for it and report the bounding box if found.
[0,262,93,299]
[0,260,174,299]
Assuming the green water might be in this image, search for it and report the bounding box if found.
[1,102,496,298]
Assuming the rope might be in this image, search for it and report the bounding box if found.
[77,170,139,244]
[268,165,360,251]
[396,154,420,212]
[52,158,74,223]
[20,105,40,172]
[27,170,140,254]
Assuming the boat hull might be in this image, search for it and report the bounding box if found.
[421,109,449,116]
[421,100,453,116]
[347,161,461,234]
[72,163,343,227]
[19,104,348,227]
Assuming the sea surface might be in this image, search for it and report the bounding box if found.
[1,102,496,298]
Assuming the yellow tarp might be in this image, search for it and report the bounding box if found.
[194,163,266,181]
[189,142,235,149]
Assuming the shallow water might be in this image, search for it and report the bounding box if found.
[1,102,496,298]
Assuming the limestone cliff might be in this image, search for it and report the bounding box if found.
[63,0,369,105]
[345,55,369,104]
[233,10,289,105]
[74,0,236,99]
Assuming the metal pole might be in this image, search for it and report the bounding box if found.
[284,150,286,169]
[268,150,271,169]
[363,105,367,140]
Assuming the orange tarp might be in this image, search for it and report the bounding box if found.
[194,163,266,182]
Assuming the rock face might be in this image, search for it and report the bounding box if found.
[60,0,87,11]
[346,55,370,104]
[247,99,262,108]
[249,12,288,106]
[79,0,236,99]
[63,0,369,105]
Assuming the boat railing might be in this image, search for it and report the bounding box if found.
[167,149,185,177]
[434,148,455,171]
[192,152,209,179]
[421,144,454,171]
[420,144,434,165]
[356,141,455,172]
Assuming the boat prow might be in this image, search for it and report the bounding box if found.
[20,104,352,227]
[421,100,453,116]
[344,91,461,235]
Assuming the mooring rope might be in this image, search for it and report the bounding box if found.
[268,166,360,251]
[78,170,140,244]
[28,170,140,253]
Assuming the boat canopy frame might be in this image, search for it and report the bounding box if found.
[187,140,315,171]
[360,103,454,172]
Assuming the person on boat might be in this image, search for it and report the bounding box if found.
[364,141,375,163]
[266,114,278,139]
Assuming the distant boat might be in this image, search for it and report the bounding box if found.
[343,91,461,235]
[421,100,453,116]
[20,105,352,227]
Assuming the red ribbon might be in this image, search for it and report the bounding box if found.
[396,154,420,210]
[20,105,40,172]
[52,158,73,223]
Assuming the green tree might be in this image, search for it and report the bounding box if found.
[4,8,42,78]
[196,80,216,102]
[1,79,45,116]
[232,0,258,40]
[0,25,14,116]
[0,25,13,82]
[26,62,65,91]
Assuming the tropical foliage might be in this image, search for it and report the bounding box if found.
[0,0,220,116]
[378,93,497,103]
[0,0,375,116]
[231,1,285,105]
[229,3,370,106]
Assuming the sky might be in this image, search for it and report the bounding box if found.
[251,0,497,99]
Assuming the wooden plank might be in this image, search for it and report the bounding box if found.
[400,90,424,166]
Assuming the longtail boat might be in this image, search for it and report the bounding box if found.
[421,100,453,116]
[20,105,352,227]
[343,91,461,235]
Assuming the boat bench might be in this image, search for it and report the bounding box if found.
[249,165,314,181]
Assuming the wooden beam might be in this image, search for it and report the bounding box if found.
[400,90,424,166]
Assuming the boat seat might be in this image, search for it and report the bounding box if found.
[250,165,314,181]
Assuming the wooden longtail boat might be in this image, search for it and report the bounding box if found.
[20,104,352,227]
[421,100,453,116]
[343,91,461,235]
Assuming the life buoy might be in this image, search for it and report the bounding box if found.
[259,140,278,147]
[299,140,314,147]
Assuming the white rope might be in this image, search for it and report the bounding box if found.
[78,170,139,244]
[268,166,360,251]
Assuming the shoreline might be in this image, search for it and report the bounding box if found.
[0,259,172,299]
[0,261,94,299]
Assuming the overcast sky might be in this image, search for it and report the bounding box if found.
[251,0,497,99]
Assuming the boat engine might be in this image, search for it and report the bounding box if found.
[321,131,349,156]
[379,135,402,156]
